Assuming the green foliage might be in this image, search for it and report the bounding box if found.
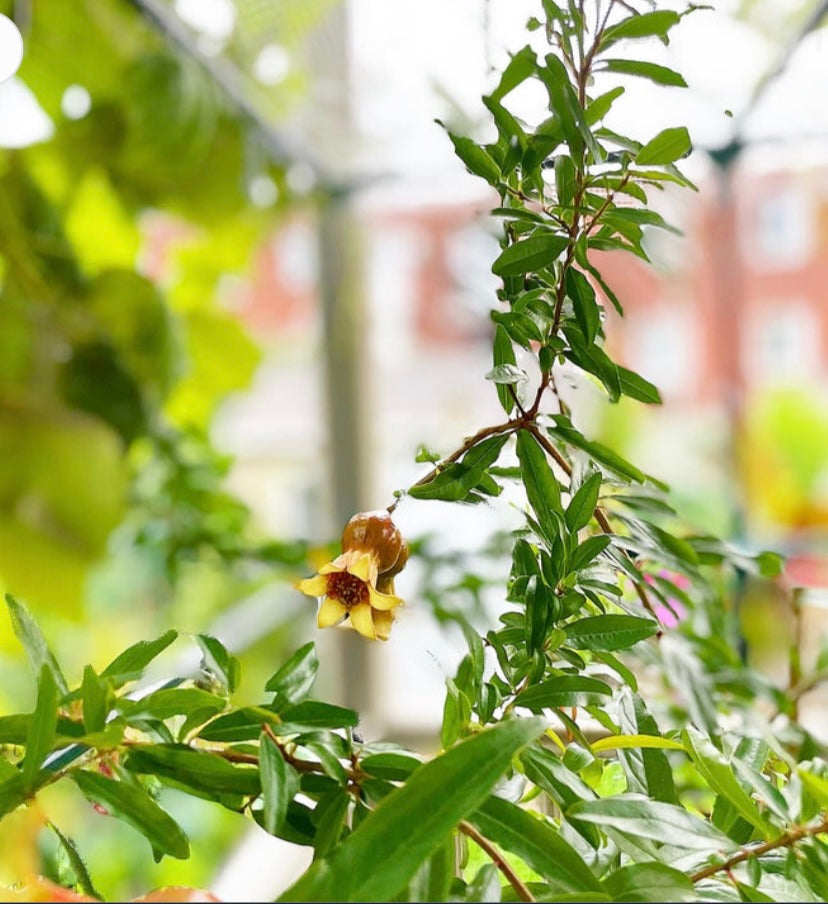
[2,3,826,903]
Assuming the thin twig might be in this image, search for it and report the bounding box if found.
[459,820,535,903]
[690,815,828,883]
[388,417,523,513]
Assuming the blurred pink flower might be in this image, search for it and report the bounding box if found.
[644,571,689,628]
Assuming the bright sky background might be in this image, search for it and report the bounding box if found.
[1,1,825,190]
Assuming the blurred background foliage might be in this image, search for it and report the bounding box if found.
[0,0,333,893]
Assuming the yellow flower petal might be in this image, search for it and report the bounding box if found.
[296,574,329,597]
[319,559,345,575]
[347,551,378,584]
[349,603,376,640]
[317,597,348,628]
[367,584,403,612]
[373,609,394,641]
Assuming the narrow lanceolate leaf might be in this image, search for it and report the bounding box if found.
[266,642,319,704]
[82,666,108,734]
[616,690,677,805]
[469,796,603,893]
[492,233,569,277]
[566,473,602,533]
[515,676,612,711]
[5,595,68,695]
[100,630,178,685]
[601,11,681,48]
[602,59,687,88]
[120,688,226,723]
[0,774,27,819]
[565,615,657,651]
[568,796,737,851]
[636,127,691,166]
[446,132,501,185]
[516,429,562,546]
[72,770,190,860]
[592,735,685,753]
[277,718,546,903]
[410,434,509,502]
[491,44,537,100]
[601,863,694,903]
[618,366,662,404]
[197,634,241,694]
[23,666,58,791]
[568,535,611,574]
[49,823,103,901]
[124,744,261,796]
[259,732,299,835]
[493,324,517,413]
[682,727,772,837]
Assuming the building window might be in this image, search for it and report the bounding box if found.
[744,301,821,385]
[626,306,698,399]
[747,186,815,271]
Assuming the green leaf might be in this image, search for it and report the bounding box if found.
[601,11,681,48]
[615,690,677,804]
[260,731,299,835]
[491,45,537,100]
[196,705,282,742]
[602,59,687,88]
[601,863,694,903]
[565,615,657,651]
[446,132,501,185]
[636,127,691,166]
[100,630,178,685]
[516,430,563,546]
[537,54,603,161]
[81,666,108,734]
[585,87,625,125]
[566,473,602,533]
[266,642,319,704]
[682,728,772,837]
[0,774,27,820]
[410,434,509,502]
[548,418,650,485]
[0,715,29,745]
[568,796,737,850]
[49,823,103,901]
[566,268,602,344]
[275,700,359,733]
[569,535,611,573]
[278,718,546,902]
[196,634,241,694]
[360,753,423,781]
[124,744,261,796]
[493,324,517,413]
[492,233,569,277]
[23,665,58,791]
[799,769,828,809]
[313,789,351,858]
[591,735,685,753]
[618,366,662,404]
[120,688,226,723]
[72,770,190,860]
[485,364,527,385]
[515,676,612,711]
[5,595,68,695]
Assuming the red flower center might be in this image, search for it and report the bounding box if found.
[327,571,369,609]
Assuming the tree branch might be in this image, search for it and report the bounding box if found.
[690,815,828,884]
[458,820,535,903]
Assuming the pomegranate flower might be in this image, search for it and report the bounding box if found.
[297,511,408,641]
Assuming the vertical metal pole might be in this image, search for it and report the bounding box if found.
[309,3,375,718]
